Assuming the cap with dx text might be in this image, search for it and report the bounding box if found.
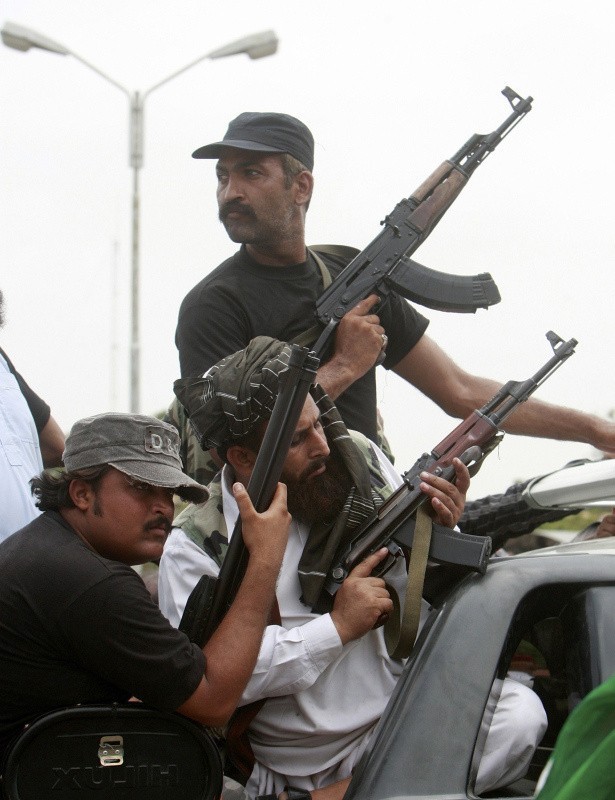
[63,412,208,503]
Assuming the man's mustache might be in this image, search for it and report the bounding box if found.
[303,458,328,481]
[219,200,257,223]
[144,515,172,534]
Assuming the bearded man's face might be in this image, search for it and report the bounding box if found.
[242,394,353,525]
[282,443,352,525]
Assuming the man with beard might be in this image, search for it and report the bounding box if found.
[0,288,65,541]
[159,338,546,800]
[0,411,292,762]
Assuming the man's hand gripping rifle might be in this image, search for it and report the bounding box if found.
[311,87,533,360]
[322,331,577,601]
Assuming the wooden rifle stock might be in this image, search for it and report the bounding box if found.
[312,87,533,360]
[408,165,467,233]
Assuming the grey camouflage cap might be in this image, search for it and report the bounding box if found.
[63,412,208,503]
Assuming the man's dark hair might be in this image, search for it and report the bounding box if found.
[31,466,111,512]
[215,420,267,465]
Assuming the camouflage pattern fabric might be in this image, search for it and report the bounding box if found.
[173,471,229,567]
[163,397,219,487]
[164,388,395,489]
[173,337,296,451]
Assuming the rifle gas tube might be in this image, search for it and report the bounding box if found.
[323,330,576,601]
[312,87,533,359]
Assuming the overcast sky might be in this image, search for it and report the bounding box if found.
[2,0,614,498]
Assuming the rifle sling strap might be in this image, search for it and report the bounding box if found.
[290,246,359,349]
[384,505,432,660]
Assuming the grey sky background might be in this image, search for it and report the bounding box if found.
[2,0,613,498]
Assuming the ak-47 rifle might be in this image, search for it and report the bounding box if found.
[321,331,577,603]
[179,345,319,647]
[311,86,533,359]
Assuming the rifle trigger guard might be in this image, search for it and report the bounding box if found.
[374,544,403,578]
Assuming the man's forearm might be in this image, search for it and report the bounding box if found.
[240,614,343,703]
[315,361,356,401]
[438,374,614,451]
[201,555,282,718]
[444,371,613,450]
[393,336,615,454]
[496,395,609,444]
[39,415,65,467]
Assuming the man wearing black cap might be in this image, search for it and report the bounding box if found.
[0,412,291,762]
[176,111,421,450]
[175,111,615,477]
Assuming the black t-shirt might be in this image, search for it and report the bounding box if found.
[176,246,429,442]
[0,346,50,433]
[0,512,205,758]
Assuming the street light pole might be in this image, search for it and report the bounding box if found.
[130,92,143,413]
[2,22,279,412]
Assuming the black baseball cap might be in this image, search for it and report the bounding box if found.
[192,112,314,171]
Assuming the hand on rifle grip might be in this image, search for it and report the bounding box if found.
[331,294,385,375]
[330,548,393,644]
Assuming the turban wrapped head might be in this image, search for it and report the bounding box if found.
[174,337,294,451]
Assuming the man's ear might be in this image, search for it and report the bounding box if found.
[226,445,257,482]
[68,478,94,511]
[294,170,314,207]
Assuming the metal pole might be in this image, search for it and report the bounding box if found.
[129,92,144,412]
[110,239,120,409]
[130,164,140,411]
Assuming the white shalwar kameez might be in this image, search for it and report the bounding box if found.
[158,444,546,797]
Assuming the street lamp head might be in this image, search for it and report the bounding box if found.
[1,21,69,55]
[207,30,278,61]
[245,40,278,60]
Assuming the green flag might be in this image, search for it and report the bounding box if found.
[535,673,615,799]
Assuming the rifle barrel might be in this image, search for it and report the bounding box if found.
[453,87,533,176]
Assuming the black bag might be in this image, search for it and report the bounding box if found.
[1,704,223,800]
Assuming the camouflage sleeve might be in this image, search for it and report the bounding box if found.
[163,397,220,486]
